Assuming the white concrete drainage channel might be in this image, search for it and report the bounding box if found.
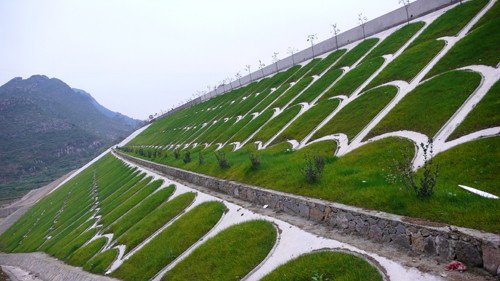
[112,152,441,281]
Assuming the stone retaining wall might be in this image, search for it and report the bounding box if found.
[115,150,500,276]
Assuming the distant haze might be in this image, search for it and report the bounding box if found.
[0,0,402,119]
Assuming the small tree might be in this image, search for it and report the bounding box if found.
[183,151,191,164]
[215,151,230,169]
[288,47,298,65]
[307,34,318,58]
[174,149,180,159]
[358,13,368,39]
[245,65,252,82]
[272,52,279,72]
[330,23,341,50]
[390,139,439,199]
[249,152,261,170]
[258,60,266,77]
[301,154,325,183]
[198,152,205,165]
[399,0,411,24]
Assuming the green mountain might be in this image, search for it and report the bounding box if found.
[0,75,141,202]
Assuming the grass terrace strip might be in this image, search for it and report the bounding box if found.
[314,86,397,141]
[323,57,385,99]
[229,109,275,143]
[367,71,481,138]
[117,192,196,254]
[308,49,347,76]
[261,251,383,281]
[105,185,175,237]
[449,80,499,140]
[250,105,302,144]
[111,201,225,281]
[163,220,277,281]
[272,99,340,145]
[66,237,107,267]
[293,68,343,103]
[271,77,314,109]
[334,38,379,67]
[83,248,119,274]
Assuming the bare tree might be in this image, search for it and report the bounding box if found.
[330,23,341,50]
[245,64,252,82]
[272,52,279,72]
[307,34,318,58]
[288,47,298,65]
[235,72,242,87]
[227,77,234,91]
[358,13,368,39]
[399,0,411,24]
[258,60,265,77]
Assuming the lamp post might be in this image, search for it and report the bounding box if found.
[358,13,368,39]
[272,52,279,72]
[330,23,340,50]
[399,0,411,24]
[288,47,298,65]
[307,34,318,58]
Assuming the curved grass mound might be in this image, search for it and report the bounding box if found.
[163,220,277,281]
[313,86,397,141]
[66,237,107,267]
[83,248,118,274]
[261,251,383,281]
[367,70,481,138]
[251,105,302,144]
[111,201,226,281]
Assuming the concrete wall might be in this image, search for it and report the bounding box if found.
[156,0,461,121]
[116,150,500,275]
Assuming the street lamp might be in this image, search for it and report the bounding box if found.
[307,34,318,58]
[330,23,341,50]
[358,13,368,39]
[288,47,298,65]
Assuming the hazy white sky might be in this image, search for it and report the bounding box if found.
[0,0,403,119]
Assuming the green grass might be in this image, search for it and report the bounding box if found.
[449,80,500,140]
[272,99,340,144]
[125,134,500,232]
[286,59,321,82]
[117,192,196,253]
[367,40,445,88]
[230,109,275,143]
[363,22,425,61]
[163,220,277,281]
[368,71,481,138]
[67,237,107,266]
[83,248,118,274]
[471,0,499,30]
[314,86,397,141]
[261,251,383,281]
[293,68,343,103]
[426,17,500,78]
[271,77,314,109]
[251,83,291,114]
[308,49,347,76]
[251,105,302,143]
[335,38,379,67]
[105,185,175,237]
[410,0,489,47]
[323,57,385,99]
[214,115,253,144]
[111,201,226,281]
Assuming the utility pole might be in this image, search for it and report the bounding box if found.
[330,23,340,50]
[358,13,368,39]
[307,34,318,58]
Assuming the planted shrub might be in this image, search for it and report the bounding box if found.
[183,151,191,164]
[215,151,230,169]
[198,153,205,165]
[391,139,439,199]
[301,154,326,183]
[249,153,261,170]
[174,149,180,159]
